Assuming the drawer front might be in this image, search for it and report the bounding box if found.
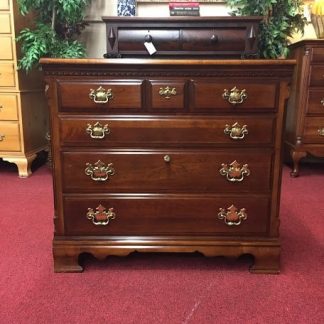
[58,81,144,112]
[311,47,324,63]
[0,36,12,59]
[148,80,186,111]
[0,63,15,87]
[63,195,270,236]
[191,81,277,111]
[61,150,273,193]
[181,28,246,52]
[306,90,324,115]
[118,29,180,52]
[59,116,275,147]
[0,13,11,33]
[0,122,20,151]
[309,66,324,87]
[0,94,18,120]
[0,0,9,10]
[303,117,324,143]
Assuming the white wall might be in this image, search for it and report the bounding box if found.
[81,1,316,58]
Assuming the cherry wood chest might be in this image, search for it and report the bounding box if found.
[285,40,324,176]
[40,58,295,273]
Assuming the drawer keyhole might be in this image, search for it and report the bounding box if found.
[164,155,171,163]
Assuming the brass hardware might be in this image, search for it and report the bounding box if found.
[159,86,177,99]
[89,86,113,104]
[0,105,3,110]
[164,154,171,163]
[87,204,116,226]
[224,122,248,140]
[222,86,247,105]
[218,205,247,226]
[318,128,324,136]
[85,160,115,182]
[0,134,5,141]
[219,160,250,182]
[86,122,110,139]
[321,98,324,106]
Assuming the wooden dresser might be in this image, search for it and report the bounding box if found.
[0,0,48,177]
[41,58,295,273]
[285,40,324,176]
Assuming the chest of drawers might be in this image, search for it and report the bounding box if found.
[41,58,295,273]
[285,40,324,176]
[0,0,48,177]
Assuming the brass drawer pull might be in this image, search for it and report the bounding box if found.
[85,160,115,182]
[219,160,250,182]
[87,204,116,226]
[89,86,113,104]
[163,154,171,163]
[224,122,248,140]
[0,105,3,110]
[0,134,5,141]
[218,205,247,226]
[222,86,247,105]
[86,122,110,139]
[159,86,177,99]
[318,128,324,136]
[321,98,324,106]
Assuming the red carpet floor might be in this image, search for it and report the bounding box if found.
[0,160,323,324]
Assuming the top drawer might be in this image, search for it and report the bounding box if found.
[191,81,277,111]
[58,81,144,112]
[311,47,324,63]
[0,13,11,33]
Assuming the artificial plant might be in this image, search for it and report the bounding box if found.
[227,0,307,58]
[16,0,91,71]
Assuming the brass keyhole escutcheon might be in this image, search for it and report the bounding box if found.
[318,128,324,136]
[159,86,177,99]
[0,134,5,141]
[321,98,324,106]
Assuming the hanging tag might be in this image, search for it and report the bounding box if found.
[144,42,157,55]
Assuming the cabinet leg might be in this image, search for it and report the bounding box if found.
[290,150,306,177]
[54,254,83,273]
[3,154,37,178]
[249,249,280,274]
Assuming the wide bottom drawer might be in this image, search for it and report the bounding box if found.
[63,194,270,236]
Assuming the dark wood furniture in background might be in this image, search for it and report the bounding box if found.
[102,16,262,58]
[41,58,294,273]
[285,39,324,177]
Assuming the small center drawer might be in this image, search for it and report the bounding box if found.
[0,122,20,151]
[0,94,18,120]
[59,116,275,147]
[58,80,144,112]
[191,81,277,111]
[63,194,270,236]
[61,150,273,194]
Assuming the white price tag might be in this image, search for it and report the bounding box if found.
[144,42,157,55]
